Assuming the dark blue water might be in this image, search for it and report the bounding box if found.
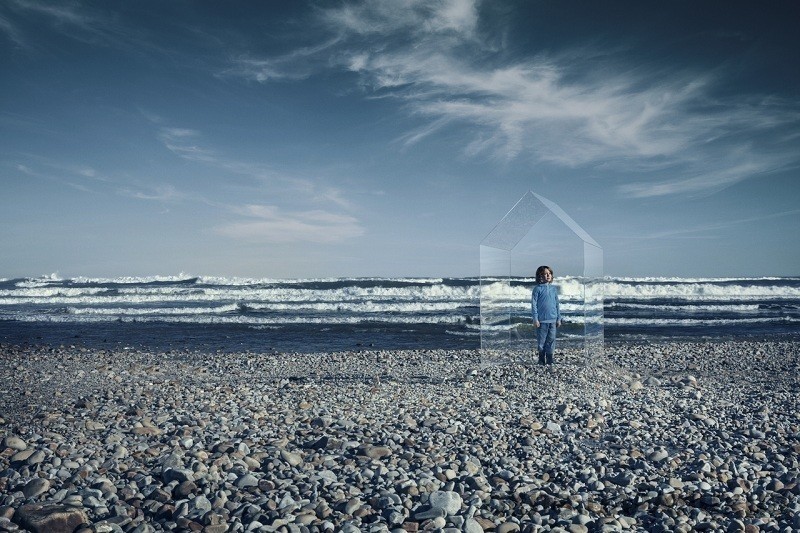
[0,275,797,352]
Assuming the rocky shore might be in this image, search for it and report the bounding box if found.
[1,340,799,532]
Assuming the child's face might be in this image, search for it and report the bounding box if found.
[542,269,553,283]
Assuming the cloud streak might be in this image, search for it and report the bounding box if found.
[0,0,122,49]
[226,0,800,199]
[13,160,112,194]
[151,124,364,243]
[215,204,364,244]
[154,125,355,212]
[157,128,217,163]
[621,208,800,241]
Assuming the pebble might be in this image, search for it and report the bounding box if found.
[3,436,27,451]
[428,490,462,515]
[648,449,669,462]
[22,478,51,499]
[14,503,89,533]
[0,340,797,532]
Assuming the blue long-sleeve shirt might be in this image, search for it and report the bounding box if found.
[531,283,561,323]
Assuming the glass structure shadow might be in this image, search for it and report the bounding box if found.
[480,191,603,367]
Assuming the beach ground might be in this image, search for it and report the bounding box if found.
[1,340,798,532]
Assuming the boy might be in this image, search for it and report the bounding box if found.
[531,265,562,365]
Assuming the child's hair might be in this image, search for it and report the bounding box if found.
[536,265,553,284]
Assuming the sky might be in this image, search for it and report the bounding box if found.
[1,0,799,279]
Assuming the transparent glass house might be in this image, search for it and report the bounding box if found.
[480,191,603,366]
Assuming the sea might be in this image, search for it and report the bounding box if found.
[0,274,798,353]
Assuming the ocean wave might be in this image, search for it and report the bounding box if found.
[63,301,477,316]
[10,313,472,326]
[483,278,800,301]
[66,304,242,316]
[0,284,482,305]
[198,276,448,286]
[607,303,763,312]
[605,316,798,326]
[602,281,800,299]
[2,276,798,340]
[0,287,113,299]
[6,275,799,300]
[14,273,64,288]
[70,273,200,285]
[608,276,800,284]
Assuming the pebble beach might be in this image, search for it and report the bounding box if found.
[1,340,799,533]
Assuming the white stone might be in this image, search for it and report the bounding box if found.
[429,490,462,515]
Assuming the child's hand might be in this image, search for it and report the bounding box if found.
[557,320,562,327]
[534,320,540,328]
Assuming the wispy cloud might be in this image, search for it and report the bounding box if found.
[11,157,197,205]
[13,160,109,193]
[323,0,478,36]
[626,208,800,240]
[0,0,178,59]
[151,123,363,241]
[225,0,800,199]
[157,128,217,163]
[224,38,342,83]
[215,204,364,244]
[1,0,117,49]
[118,183,198,203]
[619,148,796,198]
[0,13,26,48]
[154,124,356,211]
[10,0,94,27]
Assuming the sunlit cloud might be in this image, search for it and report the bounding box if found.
[216,204,364,244]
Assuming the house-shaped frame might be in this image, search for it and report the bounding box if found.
[480,191,603,366]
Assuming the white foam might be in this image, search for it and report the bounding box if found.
[1,276,797,333]
[483,278,800,301]
[71,273,198,284]
[0,284,481,306]
[0,287,111,299]
[67,304,241,316]
[605,316,797,326]
[607,303,762,312]
[15,273,63,288]
[197,275,447,286]
[5,276,798,303]
[13,313,470,326]
[602,281,800,300]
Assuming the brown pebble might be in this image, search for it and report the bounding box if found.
[15,503,89,533]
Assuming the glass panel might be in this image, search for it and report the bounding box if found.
[479,246,514,365]
[480,191,604,367]
[482,191,550,251]
[583,241,604,365]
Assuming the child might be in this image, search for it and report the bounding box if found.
[531,265,562,365]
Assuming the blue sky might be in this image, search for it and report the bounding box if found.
[1,0,799,279]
